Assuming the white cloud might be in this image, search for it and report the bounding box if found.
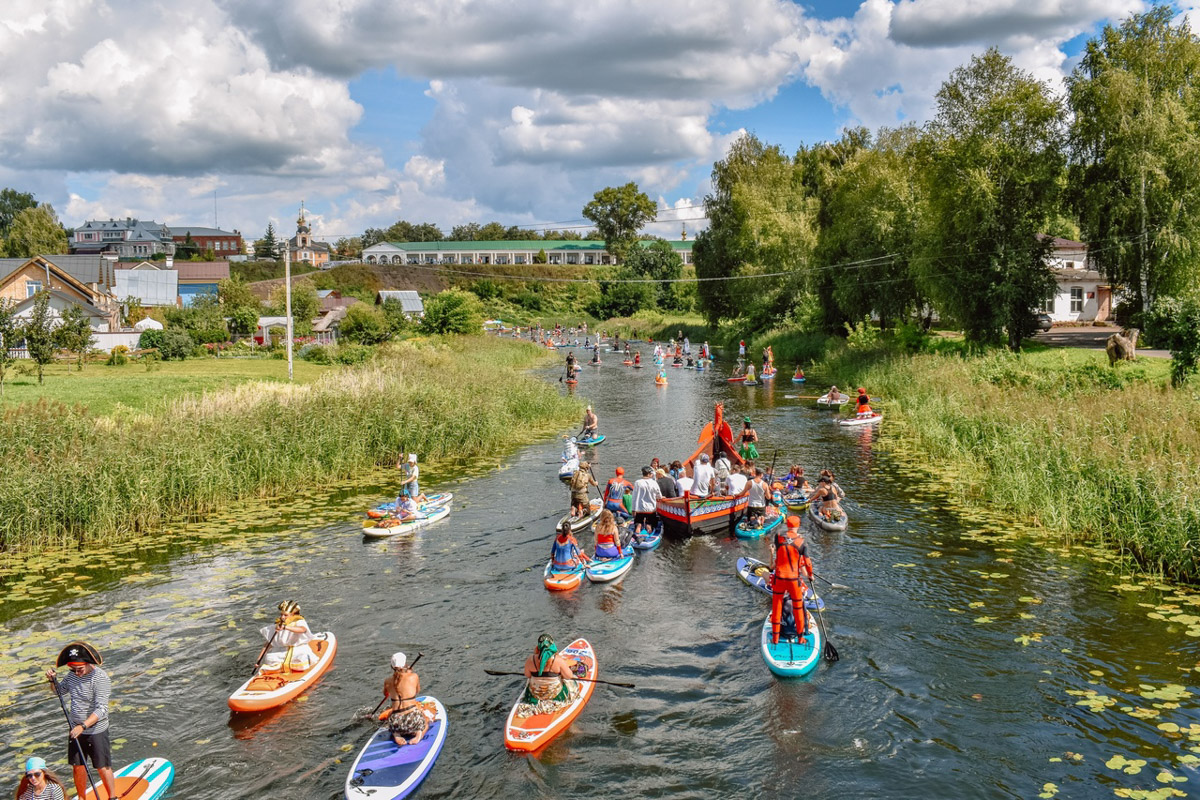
[889,0,1143,48]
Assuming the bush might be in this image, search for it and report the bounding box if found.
[514,290,543,312]
[421,289,484,335]
[105,345,130,366]
[340,304,390,345]
[299,344,332,364]
[893,321,931,354]
[190,326,230,345]
[158,329,194,361]
[137,329,165,351]
[333,344,372,365]
[471,279,502,301]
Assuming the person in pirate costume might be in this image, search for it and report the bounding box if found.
[518,634,583,716]
[258,600,318,671]
[45,641,116,799]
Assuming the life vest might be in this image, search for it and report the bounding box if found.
[774,540,804,580]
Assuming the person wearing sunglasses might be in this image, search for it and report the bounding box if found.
[45,641,116,799]
[15,755,67,799]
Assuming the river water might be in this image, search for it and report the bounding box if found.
[3,351,1199,799]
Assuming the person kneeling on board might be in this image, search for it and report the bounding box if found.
[518,634,582,716]
[551,521,592,570]
[855,387,873,416]
[384,652,431,745]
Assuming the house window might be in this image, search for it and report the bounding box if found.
[1070,287,1084,313]
[1040,289,1055,314]
[515,255,527,265]
[26,280,42,297]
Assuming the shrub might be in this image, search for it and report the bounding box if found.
[137,329,165,351]
[421,289,484,335]
[333,344,372,365]
[894,321,931,353]
[471,279,502,301]
[299,344,332,364]
[845,316,881,350]
[340,304,390,345]
[190,326,230,345]
[158,329,194,361]
[106,345,130,366]
[514,290,543,312]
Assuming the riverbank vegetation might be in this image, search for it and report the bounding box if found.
[0,336,578,553]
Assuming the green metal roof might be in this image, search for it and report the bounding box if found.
[377,239,692,252]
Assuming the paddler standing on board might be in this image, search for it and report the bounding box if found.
[740,417,760,461]
[398,453,426,504]
[518,635,583,716]
[259,601,317,671]
[770,520,814,644]
[568,460,597,519]
[46,641,116,800]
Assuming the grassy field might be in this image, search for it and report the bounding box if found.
[828,344,1198,580]
[0,358,331,416]
[0,336,578,553]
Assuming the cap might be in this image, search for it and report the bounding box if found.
[642,466,653,476]
[408,453,418,463]
[391,652,407,669]
[56,641,102,667]
[857,387,866,393]
[786,515,801,529]
[700,453,710,463]
[615,467,624,475]
[25,757,46,774]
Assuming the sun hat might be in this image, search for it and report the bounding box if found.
[391,652,407,669]
[408,453,418,463]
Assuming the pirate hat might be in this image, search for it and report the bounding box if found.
[56,641,103,667]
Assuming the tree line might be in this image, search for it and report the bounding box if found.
[693,6,1200,353]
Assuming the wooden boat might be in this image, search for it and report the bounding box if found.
[344,697,447,800]
[808,502,848,532]
[760,606,821,677]
[656,404,750,537]
[504,638,596,751]
[229,632,337,712]
[557,498,602,533]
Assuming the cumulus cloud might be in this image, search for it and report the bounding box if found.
[889,0,1143,48]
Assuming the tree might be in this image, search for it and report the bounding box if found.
[534,249,548,264]
[477,222,509,240]
[218,276,262,313]
[334,236,362,259]
[54,304,94,371]
[0,188,36,238]
[255,222,280,260]
[918,48,1064,350]
[1067,6,1200,316]
[624,239,684,309]
[381,298,415,336]
[1144,296,1200,385]
[339,303,390,344]
[450,222,481,241]
[582,183,657,264]
[586,269,655,319]
[122,296,148,327]
[228,306,259,339]
[269,279,320,334]
[0,298,18,395]
[2,204,68,257]
[176,232,200,260]
[22,291,56,384]
[420,289,483,335]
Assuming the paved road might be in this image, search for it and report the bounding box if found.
[1031,325,1169,358]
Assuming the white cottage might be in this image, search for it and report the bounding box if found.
[1039,236,1112,323]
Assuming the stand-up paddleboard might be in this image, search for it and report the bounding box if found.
[557,499,601,533]
[791,376,806,383]
[345,697,447,800]
[734,507,785,539]
[579,434,606,446]
[631,524,662,550]
[80,758,174,800]
[504,638,596,752]
[543,561,585,591]
[727,376,746,383]
[585,546,635,583]
[808,502,848,532]
[760,604,821,677]
[735,557,824,611]
[229,632,337,712]
[839,413,882,427]
[363,505,451,538]
[367,493,453,519]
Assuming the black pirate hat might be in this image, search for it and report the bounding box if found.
[56,641,103,667]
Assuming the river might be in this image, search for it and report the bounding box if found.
[2,350,1198,799]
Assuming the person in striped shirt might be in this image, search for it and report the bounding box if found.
[45,641,116,799]
[15,756,67,800]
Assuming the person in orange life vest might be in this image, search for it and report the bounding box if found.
[855,387,872,416]
[604,468,633,522]
[592,509,625,559]
[769,519,814,645]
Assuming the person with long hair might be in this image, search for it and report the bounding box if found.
[15,756,67,800]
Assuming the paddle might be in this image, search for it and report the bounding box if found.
[369,652,425,718]
[812,572,851,591]
[252,620,282,674]
[803,577,839,663]
[784,394,822,400]
[484,669,635,689]
[49,672,101,800]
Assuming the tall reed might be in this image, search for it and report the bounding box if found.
[0,336,579,553]
[843,349,1200,580]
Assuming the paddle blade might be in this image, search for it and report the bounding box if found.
[824,640,840,663]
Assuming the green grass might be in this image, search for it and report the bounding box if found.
[0,337,579,553]
[837,345,1198,580]
[0,358,331,416]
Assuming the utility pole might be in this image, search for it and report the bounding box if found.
[285,239,294,381]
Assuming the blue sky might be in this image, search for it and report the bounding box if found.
[0,0,1188,244]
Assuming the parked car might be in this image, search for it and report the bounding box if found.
[1033,312,1052,332]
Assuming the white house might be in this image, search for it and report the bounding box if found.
[1039,236,1112,323]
